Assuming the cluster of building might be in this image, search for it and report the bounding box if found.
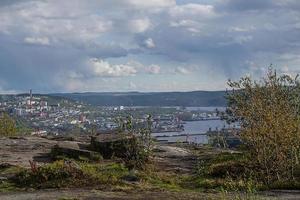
[0,91,224,138]
[0,91,90,136]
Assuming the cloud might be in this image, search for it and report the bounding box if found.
[143,38,155,48]
[129,81,137,90]
[128,18,152,33]
[0,1,113,43]
[217,0,275,12]
[228,26,256,32]
[169,4,216,19]
[86,58,137,77]
[0,0,30,8]
[24,36,50,46]
[126,0,175,9]
[146,64,161,74]
[0,0,300,92]
[175,67,190,75]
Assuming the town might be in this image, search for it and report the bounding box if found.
[0,90,223,137]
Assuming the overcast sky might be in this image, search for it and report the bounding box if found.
[0,0,300,93]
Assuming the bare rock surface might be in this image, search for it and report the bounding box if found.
[153,144,196,174]
[154,145,191,157]
[52,141,98,159]
[0,136,57,168]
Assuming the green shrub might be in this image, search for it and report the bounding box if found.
[14,160,93,188]
[13,161,129,189]
[194,151,261,191]
[196,152,245,178]
[0,113,16,136]
[80,163,128,185]
[208,161,245,178]
[116,116,153,170]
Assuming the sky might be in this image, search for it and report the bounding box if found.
[0,0,300,93]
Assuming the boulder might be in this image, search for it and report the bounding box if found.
[51,141,101,160]
[90,133,134,159]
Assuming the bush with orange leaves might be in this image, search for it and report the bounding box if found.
[226,68,300,184]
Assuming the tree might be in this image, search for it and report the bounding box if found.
[226,68,300,184]
[0,113,17,136]
[117,116,153,170]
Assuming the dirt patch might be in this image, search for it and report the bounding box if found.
[2,188,300,200]
[0,188,223,200]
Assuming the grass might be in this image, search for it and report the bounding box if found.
[140,171,184,191]
[190,147,300,193]
[79,162,128,185]
[1,159,192,192]
[186,148,268,193]
[0,165,23,176]
[0,165,23,192]
[2,159,194,192]
[12,160,129,189]
[0,181,19,192]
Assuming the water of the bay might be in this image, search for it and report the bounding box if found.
[152,107,232,144]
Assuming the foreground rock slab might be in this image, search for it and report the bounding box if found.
[0,136,57,168]
[52,141,95,159]
[91,134,134,159]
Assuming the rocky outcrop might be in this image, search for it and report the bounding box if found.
[0,136,57,168]
[90,134,134,159]
[51,141,96,160]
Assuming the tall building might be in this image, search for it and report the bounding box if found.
[29,89,32,107]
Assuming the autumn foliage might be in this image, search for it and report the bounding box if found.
[227,68,300,184]
[0,113,17,136]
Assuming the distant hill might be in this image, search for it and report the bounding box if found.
[50,91,227,107]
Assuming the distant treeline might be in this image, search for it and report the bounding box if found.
[50,91,227,107]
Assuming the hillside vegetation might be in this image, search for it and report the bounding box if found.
[51,91,227,107]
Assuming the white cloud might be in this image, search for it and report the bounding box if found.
[146,64,161,74]
[24,36,50,45]
[170,19,204,33]
[128,18,152,33]
[87,58,137,77]
[126,0,175,9]
[228,26,256,32]
[129,81,137,89]
[169,4,216,19]
[167,4,216,35]
[144,38,155,48]
[175,67,190,75]
[235,35,253,44]
[1,0,300,92]
[219,35,253,46]
[170,19,197,27]
[1,1,113,44]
